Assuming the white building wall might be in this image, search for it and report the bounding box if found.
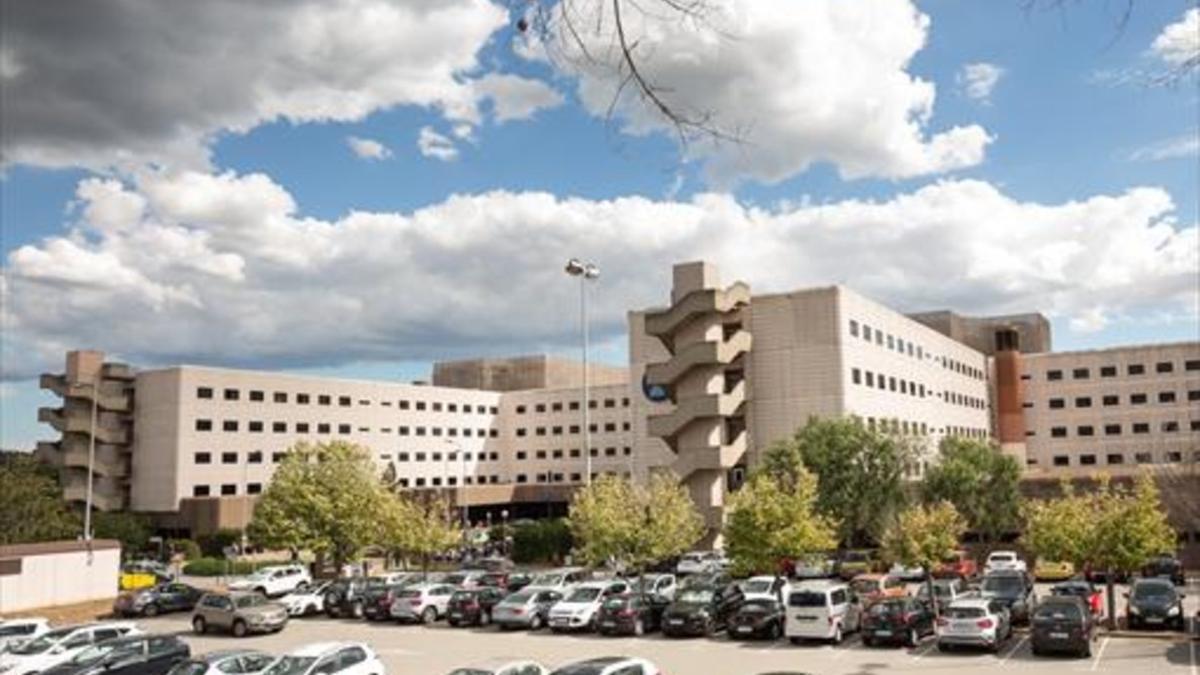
[0,542,121,613]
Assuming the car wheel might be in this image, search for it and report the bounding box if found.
[863,636,874,647]
[421,606,437,624]
[634,618,645,636]
[1081,639,1092,658]
[1031,645,1042,657]
[789,637,804,645]
[832,624,843,645]
[908,628,919,648]
[254,587,268,597]
[232,620,248,638]
[480,610,491,626]
[529,614,543,630]
[938,642,951,653]
[770,621,781,640]
[192,616,207,634]
[143,603,160,617]
[448,618,459,627]
[351,601,364,619]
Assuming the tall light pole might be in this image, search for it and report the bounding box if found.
[79,381,99,542]
[565,258,599,485]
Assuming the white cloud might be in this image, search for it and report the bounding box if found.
[1129,133,1199,162]
[1152,8,1199,67]
[417,127,459,161]
[542,0,993,184]
[958,62,1005,103]
[346,136,393,161]
[0,0,514,170]
[471,73,565,122]
[3,170,1195,378]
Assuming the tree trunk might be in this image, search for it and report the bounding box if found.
[925,566,939,619]
[1105,571,1117,630]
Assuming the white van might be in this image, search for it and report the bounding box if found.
[785,581,861,644]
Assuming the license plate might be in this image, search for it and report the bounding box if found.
[875,630,892,637]
[669,618,683,625]
[796,615,816,621]
[1049,632,1068,639]
[1146,617,1163,624]
[450,612,461,619]
[736,626,752,633]
[601,621,615,627]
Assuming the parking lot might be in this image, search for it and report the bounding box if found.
[134,580,1198,675]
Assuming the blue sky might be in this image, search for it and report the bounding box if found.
[1,0,1197,449]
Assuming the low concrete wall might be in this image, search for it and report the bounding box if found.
[0,540,121,612]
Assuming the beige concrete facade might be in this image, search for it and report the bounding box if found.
[432,354,628,391]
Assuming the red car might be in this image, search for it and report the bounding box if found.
[932,550,978,580]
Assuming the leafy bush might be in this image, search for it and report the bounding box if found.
[197,528,243,557]
[182,557,293,576]
[512,518,572,564]
[168,538,202,560]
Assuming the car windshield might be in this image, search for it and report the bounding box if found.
[602,597,631,610]
[502,592,533,605]
[263,656,316,675]
[981,576,1024,594]
[945,606,985,619]
[1051,584,1090,596]
[788,591,826,608]
[1034,604,1082,622]
[8,628,72,654]
[443,574,468,585]
[451,591,476,602]
[565,588,601,603]
[69,642,130,666]
[677,589,713,604]
[681,554,702,562]
[917,584,950,598]
[166,661,210,675]
[235,594,266,609]
[989,554,1014,562]
[1133,583,1175,599]
[868,601,906,616]
[740,599,777,612]
[530,573,564,586]
[849,579,878,594]
[742,580,773,594]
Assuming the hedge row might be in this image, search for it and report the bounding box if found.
[181,557,294,576]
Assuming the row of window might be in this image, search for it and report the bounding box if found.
[1035,390,1200,409]
[1035,359,1200,382]
[849,368,986,409]
[847,320,985,380]
[860,416,987,440]
[195,387,499,414]
[194,418,503,438]
[192,483,262,497]
[1041,449,1200,468]
[391,470,632,489]
[515,398,630,414]
[514,421,631,437]
[1041,420,1200,438]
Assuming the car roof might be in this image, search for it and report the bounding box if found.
[466,658,541,668]
[194,650,266,663]
[988,550,1018,556]
[1040,595,1085,606]
[984,569,1026,577]
[792,580,845,591]
[1133,577,1175,588]
[289,642,363,657]
[745,575,777,582]
[950,598,992,609]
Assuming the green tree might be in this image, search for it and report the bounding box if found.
[93,511,151,555]
[0,455,79,545]
[921,437,1021,548]
[511,519,573,564]
[247,442,387,568]
[764,417,915,547]
[723,467,838,577]
[378,493,461,576]
[1021,480,1093,569]
[568,473,704,574]
[881,501,967,616]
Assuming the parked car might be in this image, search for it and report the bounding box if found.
[525,568,591,591]
[42,634,189,675]
[837,550,878,580]
[0,618,49,654]
[660,580,743,637]
[323,577,371,619]
[165,650,275,675]
[932,551,977,580]
[460,557,514,573]
[548,580,628,632]
[678,570,731,591]
[442,571,490,589]
[390,583,456,624]
[547,657,660,675]
[491,587,563,631]
[738,576,787,603]
[1031,596,1097,658]
[861,596,936,648]
[1050,580,1103,619]
[191,591,288,637]
[915,578,968,612]
[1082,565,1128,584]
[794,553,838,580]
[848,574,906,604]
[227,564,311,598]
[983,551,1027,575]
[676,551,723,576]
[279,582,332,617]
[0,623,141,675]
[1034,559,1075,582]
[935,598,1012,653]
[361,579,408,621]
[113,582,204,617]
[1125,577,1186,630]
[595,594,665,636]
[1141,554,1185,586]
[447,587,507,627]
[979,571,1035,625]
[497,572,533,593]
[259,643,383,675]
[728,598,785,641]
[887,562,926,582]
[784,581,861,644]
[627,573,677,601]
[447,660,547,675]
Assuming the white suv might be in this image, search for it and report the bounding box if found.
[0,619,48,654]
[0,622,140,675]
[548,580,628,632]
[983,551,1027,575]
[676,551,721,576]
[228,564,311,597]
[389,583,455,624]
[260,642,384,675]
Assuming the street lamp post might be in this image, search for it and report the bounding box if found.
[564,258,599,486]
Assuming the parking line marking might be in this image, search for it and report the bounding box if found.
[911,640,937,661]
[1090,636,1110,672]
[999,636,1026,665]
[832,635,860,659]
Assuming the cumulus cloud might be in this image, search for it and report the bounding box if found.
[1152,8,1199,68]
[958,62,1005,103]
[2,170,1195,378]
[0,0,535,170]
[542,0,993,184]
[417,127,459,161]
[1129,133,1199,162]
[471,73,565,122]
[346,136,393,161]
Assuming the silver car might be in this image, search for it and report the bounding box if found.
[389,583,455,623]
[191,592,288,637]
[165,650,275,675]
[936,598,1013,653]
[491,587,564,630]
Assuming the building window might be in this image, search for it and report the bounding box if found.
[1186,359,1200,371]
[1130,393,1147,405]
[196,419,213,431]
[248,421,263,433]
[1051,427,1067,438]
[247,483,262,495]
[448,403,458,413]
[516,451,527,460]
[248,451,263,463]
[1104,424,1121,435]
[297,394,310,404]
[317,423,330,434]
[1072,368,1089,380]
[1162,421,1179,433]
[415,426,426,436]
[1156,361,1174,374]
[516,474,527,484]
[1132,423,1150,434]
[399,400,410,410]
[414,478,426,487]
[318,395,331,405]
[1075,397,1092,408]
[1080,454,1096,466]
[221,452,237,464]
[335,424,349,434]
[1102,395,1119,406]
[224,388,239,401]
[197,387,213,399]
[1128,364,1145,375]
[1192,420,1200,431]
[1189,390,1200,401]
[249,390,264,402]
[193,485,210,497]
[1047,370,1063,381]
[399,426,410,436]
[222,420,238,432]
[887,335,895,350]
[863,325,873,341]
[221,484,237,496]
[1049,398,1065,409]
[535,427,546,436]
[864,372,875,387]
[272,422,286,433]
[272,452,287,463]
[1107,453,1124,465]
[1077,425,1094,437]
[296,423,310,433]
[415,452,427,461]
[1166,451,1182,463]
[1053,456,1069,467]
[1099,366,1116,377]
[194,452,211,464]
[273,392,288,403]
[516,428,527,437]
[432,402,443,412]
[535,403,546,413]
[1159,391,1177,403]
[536,450,547,459]
[1135,452,1152,464]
